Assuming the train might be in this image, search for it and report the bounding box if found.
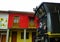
[34,2,60,42]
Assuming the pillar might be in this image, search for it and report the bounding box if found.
[24,29,26,42]
[6,29,9,42]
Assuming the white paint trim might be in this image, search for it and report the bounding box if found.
[0,28,7,29]
[1,33,6,35]
[24,29,26,42]
[0,29,7,31]
[6,29,9,42]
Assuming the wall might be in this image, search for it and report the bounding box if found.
[8,13,29,28]
[0,13,8,29]
[8,13,39,29]
[9,29,36,42]
[17,30,32,42]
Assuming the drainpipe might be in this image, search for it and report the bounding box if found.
[6,29,9,42]
[24,29,26,42]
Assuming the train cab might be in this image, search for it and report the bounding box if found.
[34,2,60,42]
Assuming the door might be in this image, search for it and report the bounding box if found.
[11,31,17,42]
[32,32,36,42]
[1,35,6,42]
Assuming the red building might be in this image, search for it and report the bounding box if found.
[8,11,38,29]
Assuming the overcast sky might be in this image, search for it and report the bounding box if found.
[0,0,60,12]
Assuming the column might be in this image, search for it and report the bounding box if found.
[6,29,9,42]
[24,29,26,42]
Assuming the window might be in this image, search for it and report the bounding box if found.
[14,16,19,23]
[13,16,19,28]
[26,32,29,39]
[38,6,46,19]
[21,32,24,39]
[29,17,34,21]
[29,17,34,24]
[29,17,35,27]
[21,32,29,39]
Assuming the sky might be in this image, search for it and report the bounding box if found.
[0,0,60,12]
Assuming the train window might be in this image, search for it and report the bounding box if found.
[46,3,60,33]
[38,6,46,19]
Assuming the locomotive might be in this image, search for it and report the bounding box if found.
[34,2,60,42]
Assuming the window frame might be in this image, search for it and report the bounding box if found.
[13,16,19,23]
[21,32,29,39]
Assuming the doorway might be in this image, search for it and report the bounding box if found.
[32,32,36,42]
[1,34,6,42]
[11,31,17,42]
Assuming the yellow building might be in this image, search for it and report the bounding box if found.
[9,29,36,42]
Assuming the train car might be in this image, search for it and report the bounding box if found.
[34,2,60,42]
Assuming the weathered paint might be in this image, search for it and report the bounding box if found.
[0,13,8,29]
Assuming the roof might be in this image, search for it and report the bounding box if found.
[41,2,60,5]
[37,2,60,9]
[34,2,60,15]
[0,10,34,15]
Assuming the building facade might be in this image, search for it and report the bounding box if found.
[0,12,9,42]
[0,11,39,42]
